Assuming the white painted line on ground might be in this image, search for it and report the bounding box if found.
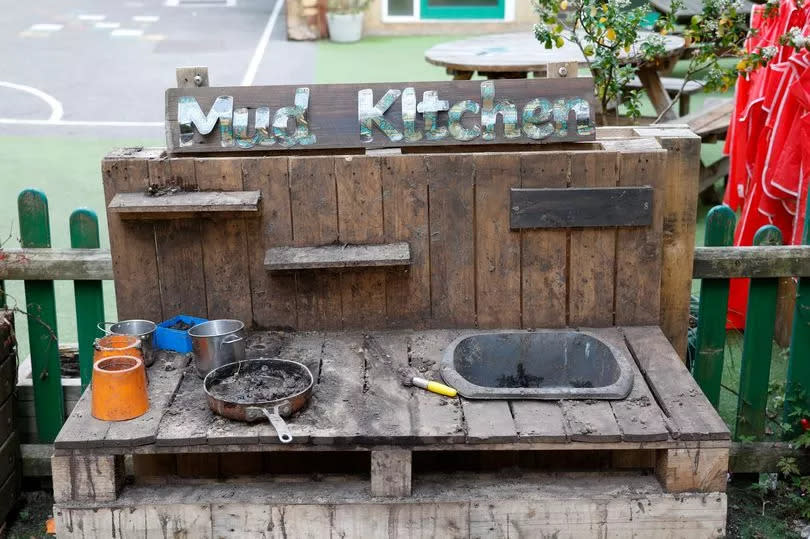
[29,23,63,32]
[0,118,162,127]
[133,15,160,22]
[78,14,106,21]
[95,21,121,29]
[241,0,284,86]
[0,81,63,122]
[111,28,144,37]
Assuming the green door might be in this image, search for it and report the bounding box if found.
[420,0,505,19]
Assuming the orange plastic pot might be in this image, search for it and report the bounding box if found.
[91,355,149,421]
[94,334,142,364]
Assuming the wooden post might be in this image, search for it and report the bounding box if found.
[693,205,735,408]
[370,449,411,497]
[52,454,124,503]
[18,189,65,442]
[638,66,678,121]
[784,181,810,437]
[655,447,728,493]
[736,225,781,440]
[70,209,105,390]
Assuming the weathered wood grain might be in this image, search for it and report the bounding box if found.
[103,154,163,322]
[165,79,596,153]
[427,154,476,327]
[52,454,124,503]
[693,246,810,278]
[510,400,568,442]
[371,449,412,496]
[150,158,208,319]
[265,243,410,270]
[289,157,342,330]
[242,157,297,329]
[612,142,666,325]
[155,367,215,447]
[381,155,431,328]
[568,151,618,326]
[108,190,261,219]
[623,326,730,441]
[462,399,518,443]
[335,156,387,328]
[588,327,669,442]
[0,249,112,281]
[53,388,110,450]
[510,186,653,229]
[562,400,622,443]
[656,447,729,493]
[195,158,253,321]
[475,153,521,328]
[519,152,569,328]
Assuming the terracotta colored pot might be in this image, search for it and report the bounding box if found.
[91,355,149,421]
[94,334,142,364]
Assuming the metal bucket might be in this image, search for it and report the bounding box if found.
[101,320,157,367]
[188,319,246,378]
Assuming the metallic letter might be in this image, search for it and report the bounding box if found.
[401,87,422,142]
[417,90,449,140]
[234,107,274,149]
[448,100,481,141]
[480,81,519,140]
[272,87,316,147]
[178,95,233,147]
[522,98,554,140]
[358,89,403,143]
[553,97,594,137]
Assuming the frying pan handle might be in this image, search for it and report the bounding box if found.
[251,405,293,444]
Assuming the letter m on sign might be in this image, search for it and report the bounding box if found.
[178,96,234,147]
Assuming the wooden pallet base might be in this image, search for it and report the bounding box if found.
[54,473,726,538]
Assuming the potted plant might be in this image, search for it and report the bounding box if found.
[326,0,370,43]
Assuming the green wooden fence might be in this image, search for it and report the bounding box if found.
[694,205,810,440]
[2,190,106,442]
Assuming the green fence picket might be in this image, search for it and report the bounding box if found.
[785,185,810,435]
[18,189,65,442]
[736,225,781,440]
[70,209,105,390]
[693,205,736,408]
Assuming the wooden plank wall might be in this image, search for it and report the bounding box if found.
[103,142,668,331]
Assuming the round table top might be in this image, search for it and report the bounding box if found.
[425,32,686,73]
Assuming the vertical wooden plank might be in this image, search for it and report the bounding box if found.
[18,189,64,442]
[242,157,297,329]
[519,152,569,328]
[427,154,476,327]
[289,156,341,330]
[736,226,781,440]
[335,156,386,328]
[568,151,618,326]
[382,155,431,328]
[655,447,728,493]
[150,158,207,319]
[784,183,810,436]
[648,130,701,359]
[69,209,105,390]
[693,205,735,409]
[370,449,412,497]
[102,154,162,322]
[614,146,666,325]
[475,153,521,328]
[195,158,252,321]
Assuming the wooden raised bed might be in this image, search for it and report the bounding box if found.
[0,311,21,528]
[52,125,719,537]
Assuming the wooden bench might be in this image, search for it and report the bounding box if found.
[52,327,730,538]
[626,76,704,116]
[666,97,734,202]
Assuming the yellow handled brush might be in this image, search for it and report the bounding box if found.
[406,376,457,397]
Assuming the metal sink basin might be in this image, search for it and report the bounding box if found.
[440,330,633,400]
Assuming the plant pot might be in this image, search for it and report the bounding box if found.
[326,12,364,43]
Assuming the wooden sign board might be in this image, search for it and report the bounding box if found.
[165,78,596,153]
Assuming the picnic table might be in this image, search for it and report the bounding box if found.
[425,31,687,120]
[650,0,754,24]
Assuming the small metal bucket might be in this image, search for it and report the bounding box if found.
[188,319,246,378]
[99,320,157,367]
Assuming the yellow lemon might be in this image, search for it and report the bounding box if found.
[559,0,568,9]
[599,16,607,23]
[606,28,616,41]
[736,59,747,71]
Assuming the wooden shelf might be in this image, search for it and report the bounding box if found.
[108,191,261,220]
[264,242,410,271]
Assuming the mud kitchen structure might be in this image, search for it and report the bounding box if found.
[50,68,728,538]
